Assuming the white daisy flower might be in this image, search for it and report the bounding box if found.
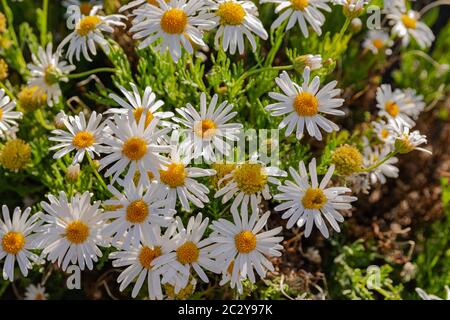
[209,210,283,287]
[333,0,368,17]
[266,67,345,140]
[274,158,357,238]
[108,83,174,128]
[27,44,76,107]
[109,224,178,299]
[174,92,243,162]
[152,146,215,211]
[372,120,395,144]
[62,0,103,16]
[363,144,399,185]
[391,121,431,155]
[37,191,109,271]
[103,180,175,249]
[387,9,435,49]
[24,284,48,300]
[0,89,22,136]
[214,156,286,214]
[376,84,417,127]
[362,30,393,55]
[0,206,42,281]
[153,213,219,293]
[99,111,171,185]
[208,0,268,55]
[262,0,331,37]
[129,0,214,62]
[49,111,107,164]
[58,5,126,63]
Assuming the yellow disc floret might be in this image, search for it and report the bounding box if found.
[234,230,257,253]
[291,0,309,11]
[65,220,90,244]
[176,241,199,264]
[401,15,417,29]
[126,199,149,224]
[160,8,188,34]
[160,163,187,188]
[385,101,400,117]
[217,2,246,25]
[302,188,327,209]
[2,231,25,255]
[139,246,162,269]
[0,58,8,81]
[331,144,363,176]
[194,119,217,138]
[18,86,47,112]
[72,131,95,149]
[293,92,319,117]
[0,139,31,172]
[76,16,102,36]
[233,163,267,195]
[122,137,148,161]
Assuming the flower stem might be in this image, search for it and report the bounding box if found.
[40,0,49,46]
[0,82,15,99]
[237,65,294,84]
[67,67,117,80]
[87,154,108,191]
[420,0,450,16]
[35,109,54,131]
[361,151,398,172]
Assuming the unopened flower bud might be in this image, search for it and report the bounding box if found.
[66,164,80,182]
[350,18,363,33]
[54,111,67,129]
[294,54,323,73]
[331,145,363,176]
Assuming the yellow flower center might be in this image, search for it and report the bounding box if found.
[133,107,154,128]
[381,128,390,139]
[72,131,95,149]
[126,199,149,224]
[160,8,188,34]
[302,188,327,209]
[65,220,90,244]
[291,0,309,11]
[234,230,257,253]
[122,137,148,161]
[331,144,363,176]
[0,108,3,121]
[80,2,93,15]
[372,38,384,49]
[1,231,25,254]
[385,100,400,117]
[0,58,8,81]
[44,65,59,85]
[176,241,199,264]
[217,2,246,25]
[293,92,319,117]
[211,162,236,188]
[76,16,102,36]
[139,246,162,269]
[233,163,267,195]
[0,139,31,172]
[160,163,187,188]
[194,119,217,138]
[18,86,47,112]
[401,14,417,29]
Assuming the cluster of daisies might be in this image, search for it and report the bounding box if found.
[0,0,436,299]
